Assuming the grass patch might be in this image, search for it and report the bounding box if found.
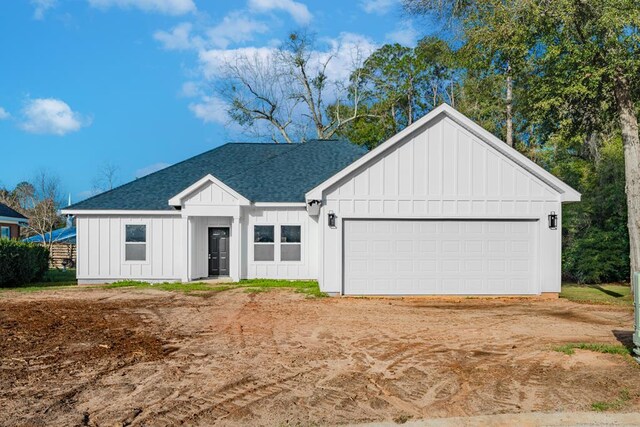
[102,280,231,294]
[591,389,632,412]
[552,342,632,356]
[560,283,633,306]
[236,279,326,298]
[1,274,326,298]
[101,279,325,297]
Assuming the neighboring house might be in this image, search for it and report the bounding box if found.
[0,202,28,240]
[62,104,580,296]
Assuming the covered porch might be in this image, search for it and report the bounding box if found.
[182,213,243,283]
[168,174,251,283]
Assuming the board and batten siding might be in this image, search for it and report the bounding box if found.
[244,207,318,280]
[319,115,562,294]
[183,180,239,207]
[76,215,184,282]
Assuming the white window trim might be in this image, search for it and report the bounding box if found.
[122,221,150,264]
[279,224,303,264]
[1,226,10,239]
[253,225,275,262]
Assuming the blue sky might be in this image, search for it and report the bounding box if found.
[0,0,433,202]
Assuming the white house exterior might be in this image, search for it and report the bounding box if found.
[63,104,580,296]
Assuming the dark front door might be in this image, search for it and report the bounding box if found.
[208,227,229,276]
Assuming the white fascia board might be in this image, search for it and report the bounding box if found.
[253,202,307,207]
[305,103,581,203]
[168,174,250,207]
[61,209,181,215]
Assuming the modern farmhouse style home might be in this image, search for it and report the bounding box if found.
[63,104,580,296]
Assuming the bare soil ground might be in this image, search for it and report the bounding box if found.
[1,288,639,426]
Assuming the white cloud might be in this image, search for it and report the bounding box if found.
[180,81,201,97]
[0,107,10,120]
[189,95,229,125]
[360,0,398,15]
[198,46,276,80]
[154,22,202,50]
[198,33,376,83]
[31,0,57,20]
[135,162,171,178]
[189,32,376,125]
[248,0,312,25]
[87,0,196,15]
[207,11,269,49]
[20,98,90,136]
[385,21,419,46]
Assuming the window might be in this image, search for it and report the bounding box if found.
[254,225,274,261]
[125,224,146,261]
[281,225,301,261]
[1,226,10,240]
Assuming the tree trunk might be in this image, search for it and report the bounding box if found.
[614,71,640,281]
[505,64,514,147]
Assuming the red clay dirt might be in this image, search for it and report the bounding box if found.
[1,288,639,426]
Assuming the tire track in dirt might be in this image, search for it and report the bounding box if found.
[139,368,315,425]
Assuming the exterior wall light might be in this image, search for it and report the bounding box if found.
[328,211,337,228]
[548,211,558,230]
[307,199,321,216]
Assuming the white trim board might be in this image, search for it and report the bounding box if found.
[61,210,181,215]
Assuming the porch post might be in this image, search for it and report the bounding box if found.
[181,215,190,283]
[230,214,241,282]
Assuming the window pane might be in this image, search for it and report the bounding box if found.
[254,226,274,243]
[281,225,301,243]
[281,244,301,261]
[1,227,10,239]
[125,244,146,261]
[254,244,274,261]
[126,225,146,242]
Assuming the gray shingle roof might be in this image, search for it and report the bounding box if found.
[68,140,368,211]
[0,202,27,219]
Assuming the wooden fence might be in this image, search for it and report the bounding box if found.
[48,243,76,269]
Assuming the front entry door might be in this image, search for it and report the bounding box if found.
[208,227,229,276]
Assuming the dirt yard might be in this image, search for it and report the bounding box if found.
[1,288,639,426]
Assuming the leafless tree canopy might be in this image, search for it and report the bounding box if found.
[92,162,120,195]
[217,32,375,143]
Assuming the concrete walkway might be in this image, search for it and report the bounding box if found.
[354,412,640,427]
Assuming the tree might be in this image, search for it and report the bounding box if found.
[528,0,640,279]
[218,32,375,143]
[92,162,120,194]
[331,37,462,148]
[404,0,533,147]
[23,171,65,254]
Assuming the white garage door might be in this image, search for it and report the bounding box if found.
[343,219,539,295]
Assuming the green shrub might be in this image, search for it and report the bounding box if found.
[0,240,49,287]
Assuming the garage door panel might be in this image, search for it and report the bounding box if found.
[343,219,538,295]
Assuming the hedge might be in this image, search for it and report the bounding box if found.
[0,240,49,287]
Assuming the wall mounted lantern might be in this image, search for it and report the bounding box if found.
[548,211,558,230]
[328,211,337,228]
[307,199,321,216]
